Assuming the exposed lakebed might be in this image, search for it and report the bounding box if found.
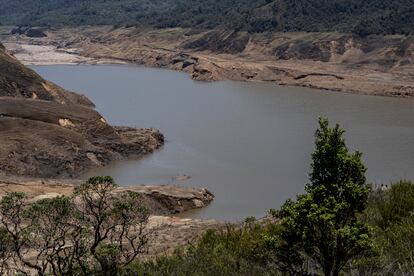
[32,65,414,221]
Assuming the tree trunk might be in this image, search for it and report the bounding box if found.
[333,265,341,276]
[323,262,334,276]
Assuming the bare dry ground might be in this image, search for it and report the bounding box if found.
[4,26,414,97]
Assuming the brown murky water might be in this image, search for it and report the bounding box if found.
[33,65,414,221]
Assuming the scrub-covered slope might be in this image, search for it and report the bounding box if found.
[0,44,163,178]
[0,0,413,35]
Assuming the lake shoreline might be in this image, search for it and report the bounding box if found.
[0,39,223,233]
[32,64,414,220]
[2,29,414,220]
[3,27,414,98]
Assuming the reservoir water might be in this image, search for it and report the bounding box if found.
[32,65,414,221]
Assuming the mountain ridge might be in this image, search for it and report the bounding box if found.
[0,0,413,35]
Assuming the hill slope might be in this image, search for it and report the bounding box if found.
[0,43,163,178]
[0,0,413,35]
[0,43,93,106]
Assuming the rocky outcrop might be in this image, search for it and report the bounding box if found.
[11,27,47,38]
[0,178,214,215]
[0,43,164,178]
[272,33,414,67]
[119,185,215,214]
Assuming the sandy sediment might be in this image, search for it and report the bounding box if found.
[4,43,93,65]
[3,41,126,65]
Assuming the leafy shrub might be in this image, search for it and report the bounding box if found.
[0,176,150,275]
[356,181,414,275]
[129,220,281,276]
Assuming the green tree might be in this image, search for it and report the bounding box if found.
[271,118,373,276]
[74,176,151,275]
[0,176,151,275]
[23,196,89,275]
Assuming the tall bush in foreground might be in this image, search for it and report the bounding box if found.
[270,118,373,276]
[130,220,281,276]
[131,118,377,276]
[357,180,414,275]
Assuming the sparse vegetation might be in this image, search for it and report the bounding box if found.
[0,176,151,275]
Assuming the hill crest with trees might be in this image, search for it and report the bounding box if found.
[0,0,413,35]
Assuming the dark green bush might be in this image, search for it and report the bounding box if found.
[129,220,281,276]
[357,181,414,275]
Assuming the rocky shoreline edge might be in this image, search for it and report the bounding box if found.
[2,26,414,98]
[0,37,224,260]
[0,176,222,257]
